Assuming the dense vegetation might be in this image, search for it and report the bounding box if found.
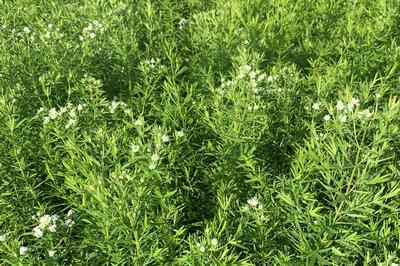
[1,0,400,264]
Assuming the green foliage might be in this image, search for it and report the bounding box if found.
[1,0,400,264]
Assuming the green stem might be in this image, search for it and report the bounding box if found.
[332,124,367,224]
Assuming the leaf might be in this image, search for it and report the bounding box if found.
[228,240,248,250]
[332,247,346,257]
[383,187,400,199]
[365,173,392,185]
[278,192,295,207]
[309,207,324,218]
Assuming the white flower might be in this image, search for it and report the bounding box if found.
[350,97,360,109]
[48,224,57,233]
[43,116,50,125]
[32,226,44,238]
[135,119,143,126]
[211,238,218,246]
[77,104,83,111]
[357,109,373,120]
[199,246,206,252]
[266,75,274,82]
[37,107,45,114]
[237,72,245,79]
[336,100,346,111]
[69,109,77,118]
[67,209,75,217]
[65,119,77,129]
[51,214,60,222]
[23,26,31,33]
[40,215,52,228]
[247,197,259,207]
[131,144,140,153]
[249,71,257,80]
[89,32,96,39]
[352,97,360,105]
[242,65,251,73]
[64,219,75,227]
[312,102,320,110]
[149,164,156,170]
[161,134,170,143]
[176,130,185,137]
[391,263,399,266]
[151,154,160,161]
[0,235,6,241]
[109,101,118,113]
[178,18,189,25]
[48,249,56,257]
[48,23,53,29]
[79,35,84,41]
[19,246,28,256]
[48,108,58,119]
[85,23,93,31]
[323,114,331,121]
[59,107,67,114]
[339,114,347,123]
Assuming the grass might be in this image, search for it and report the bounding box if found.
[0,0,400,265]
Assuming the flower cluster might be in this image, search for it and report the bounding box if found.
[80,20,105,41]
[196,242,206,252]
[32,210,75,239]
[149,152,160,170]
[313,96,373,123]
[178,18,189,30]
[42,23,64,43]
[247,196,263,209]
[109,97,128,114]
[335,97,360,112]
[334,97,373,122]
[142,58,162,71]
[131,143,140,153]
[357,109,373,120]
[237,65,268,85]
[12,210,75,257]
[64,209,76,227]
[111,169,133,181]
[10,26,36,41]
[195,237,218,253]
[223,65,269,93]
[220,64,280,99]
[32,214,59,238]
[135,118,144,126]
[38,102,86,128]
[20,246,28,256]
[128,128,185,168]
